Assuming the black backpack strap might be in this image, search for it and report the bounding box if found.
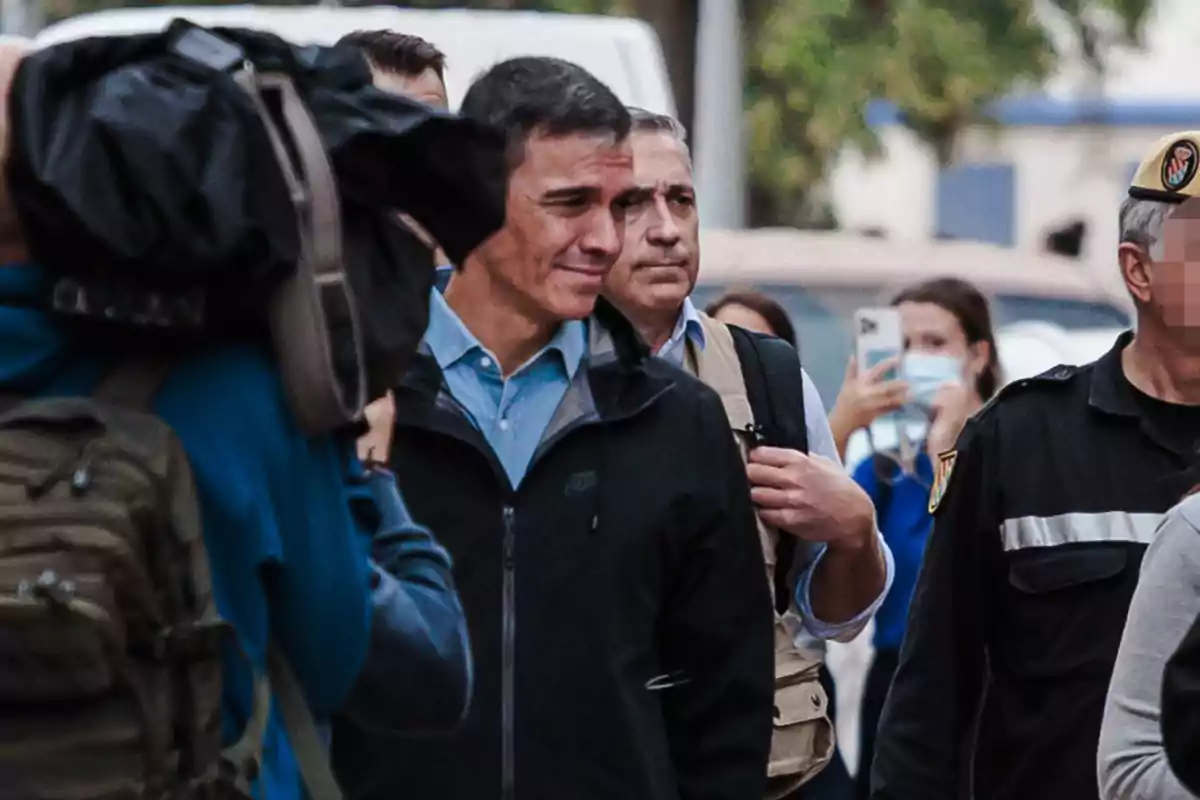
[727,326,808,453]
[727,325,809,615]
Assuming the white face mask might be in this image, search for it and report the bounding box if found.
[901,352,965,411]
[868,351,966,469]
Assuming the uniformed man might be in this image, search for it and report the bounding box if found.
[870,131,1200,800]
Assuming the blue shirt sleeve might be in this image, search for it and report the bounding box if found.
[791,367,895,643]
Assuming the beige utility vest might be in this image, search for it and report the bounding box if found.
[683,312,835,797]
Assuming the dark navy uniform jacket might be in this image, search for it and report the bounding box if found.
[871,332,1200,800]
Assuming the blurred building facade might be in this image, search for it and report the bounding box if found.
[829,0,1199,294]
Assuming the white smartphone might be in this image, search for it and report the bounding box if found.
[854,307,902,381]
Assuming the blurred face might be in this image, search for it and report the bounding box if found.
[898,300,988,384]
[712,303,775,336]
[1122,200,1200,344]
[474,130,635,322]
[372,66,448,110]
[604,131,698,316]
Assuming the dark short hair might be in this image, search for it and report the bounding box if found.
[460,56,631,171]
[890,277,1002,400]
[705,290,798,349]
[337,30,446,82]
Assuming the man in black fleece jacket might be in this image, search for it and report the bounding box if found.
[332,55,774,800]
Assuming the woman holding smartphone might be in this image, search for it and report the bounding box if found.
[827,277,1001,800]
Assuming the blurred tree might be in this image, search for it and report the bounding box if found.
[745,0,885,226]
[745,0,1153,226]
[1052,0,1152,71]
[630,0,697,154]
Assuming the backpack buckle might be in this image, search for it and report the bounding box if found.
[743,422,766,449]
[154,618,229,660]
[18,569,77,607]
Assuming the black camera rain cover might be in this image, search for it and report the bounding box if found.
[5,21,507,342]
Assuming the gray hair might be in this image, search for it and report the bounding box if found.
[628,107,687,140]
[627,106,692,169]
[1119,196,1170,260]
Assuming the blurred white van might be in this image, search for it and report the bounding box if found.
[693,229,1129,472]
[690,227,1131,411]
[996,320,1125,381]
[36,5,675,115]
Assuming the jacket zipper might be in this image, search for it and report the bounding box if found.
[501,503,516,800]
[399,381,672,796]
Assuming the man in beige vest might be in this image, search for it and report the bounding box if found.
[603,108,894,798]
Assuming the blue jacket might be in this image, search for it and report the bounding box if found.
[0,264,469,797]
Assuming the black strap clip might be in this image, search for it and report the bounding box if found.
[742,422,766,450]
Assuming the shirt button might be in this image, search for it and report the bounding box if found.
[498,418,510,431]
[480,356,493,369]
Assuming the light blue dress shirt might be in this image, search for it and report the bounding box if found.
[660,299,895,643]
[424,289,586,488]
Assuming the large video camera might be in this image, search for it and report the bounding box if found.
[6,20,507,434]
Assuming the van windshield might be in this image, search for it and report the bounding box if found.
[689,284,1130,410]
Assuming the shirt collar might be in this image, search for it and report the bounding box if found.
[425,288,587,380]
[1088,329,1200,457]
[656,297,708,367]
[680,298,707,349]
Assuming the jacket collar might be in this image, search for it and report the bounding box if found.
[1089,329,1200,458]
[1088,330,1138,417]
[588,295,650,364]
[398,295,668,424]
[656,298,707,367]
[424,288,586,382]
[429,266,649,373]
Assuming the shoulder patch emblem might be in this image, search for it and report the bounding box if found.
[928,449,958,514]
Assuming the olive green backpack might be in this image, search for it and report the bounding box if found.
[0,359,341,800]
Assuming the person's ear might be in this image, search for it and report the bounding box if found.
[1119,242,1153,304]
[966,339,991,382]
